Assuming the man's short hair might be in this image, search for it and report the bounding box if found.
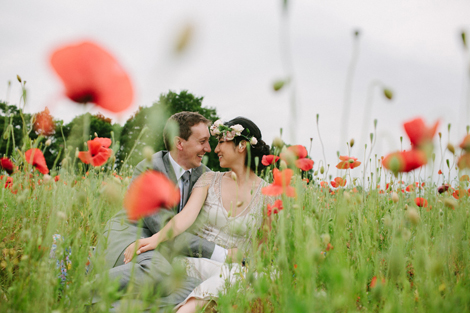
[163,112,211,150]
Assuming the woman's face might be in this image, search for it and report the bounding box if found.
[214,139,238,168]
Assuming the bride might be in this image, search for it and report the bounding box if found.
[123,117,272,312]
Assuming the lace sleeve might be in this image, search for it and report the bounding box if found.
[193,171,216,188]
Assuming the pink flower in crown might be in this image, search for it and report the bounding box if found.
[225,130,235,141]
[250,137,258,145]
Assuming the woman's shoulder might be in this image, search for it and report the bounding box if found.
[194,171,222,188]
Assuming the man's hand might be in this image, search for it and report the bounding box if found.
[123,237,158,264]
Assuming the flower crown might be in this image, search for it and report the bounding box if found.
[210,120,258,146]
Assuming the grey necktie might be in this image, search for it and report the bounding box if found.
[179,171,191,212]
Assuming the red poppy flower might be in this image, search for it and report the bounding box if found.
[262,168,296,197]
[438,169,443,175]
[267,199,284,217]
[336,155,361,170]
[287,145,308,159]
[295,158,314,171]
[50,41,134,113]
[261,155,280,166]
[326,243,334,251]
[460,174,470,182]
[25,148,49,174]
[382,150,427,174]
[330,177,346,188]
[320,181,329,188]
[414,197,428,207]
[4,176,13,189]
[0,157,14,174]
[437,184,451,194]
[34,107,55,136]
[403,117,439,148]
[54,175,60,182]
[460,134,470,151]
[405,184,415,192]
[452,189,469,200]
[78,137,112,167]
[124,171,180,221]
[370,276,386,288]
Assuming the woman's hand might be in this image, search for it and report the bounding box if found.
[123,236,158,264]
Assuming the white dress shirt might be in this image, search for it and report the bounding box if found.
[168,153,227,263]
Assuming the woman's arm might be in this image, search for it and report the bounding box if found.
[124,185,209,263]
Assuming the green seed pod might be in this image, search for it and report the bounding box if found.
[383,88,393,100]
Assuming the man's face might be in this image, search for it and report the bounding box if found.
[178,122,211,169]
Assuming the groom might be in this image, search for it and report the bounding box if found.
[95,111,228,307]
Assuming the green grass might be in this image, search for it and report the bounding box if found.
[1,164,469,312]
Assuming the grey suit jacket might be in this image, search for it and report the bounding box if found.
[99,151,215,270]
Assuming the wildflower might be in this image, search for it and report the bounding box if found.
[330,177,346,188]
[262,168,296,197]
[370,276,386,288]
[392,192,399,203]
[336,155,361,170]
[407,208,420,225]
[267,199,283,217]
[460,174,469,182]
[34,107,55,136]
[295,158,314,171]
[452,189,468,200]
[382,150,427,174]
[124,171,180,221]
[0,157,14,174]
[437,184,451,194]
[25,148,49,174]
[261,155,280,166]
[403,117,439,148]
[414,197,428,208]
[54,175,60,182]
[438,169,443,175]
[457,153,470,170]
[459,134,470,151]
[77,137,112,167]
[50,41,134,113]
[286,145,308,159]
[405,184,415,192]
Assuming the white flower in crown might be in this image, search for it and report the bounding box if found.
[250,137,258,146]
[231,124,244,136]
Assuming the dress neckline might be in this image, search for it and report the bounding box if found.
[216,172,263,219]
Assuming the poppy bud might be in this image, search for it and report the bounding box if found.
[3,125,12,140]
[462,31,467,49]
[392,192,399,203]
[272,137,284,149]
[447,143,455,154]
[43,174,52,183]
[17,75,22,83]
[236,201,244,207]
[280,160,288,170]
[231,171,237,181]
[383,88,393,100]
[45,139,52,147]
[370,133,374,143]
[349,138,355,148]
[75,148,79,158]
[316,114,319,124]
[94,132,98,137]
[407,208,420,225]
[467,125,470,134]
[446,159,450,168]
[143,146,154,162]
[320,166,324,174]
[354,29,360,37]
[273,80,286,91]
[175,23,194,53]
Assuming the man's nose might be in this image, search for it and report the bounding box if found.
[205,141,211,152]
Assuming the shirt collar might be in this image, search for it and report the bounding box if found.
[168,152,191,182]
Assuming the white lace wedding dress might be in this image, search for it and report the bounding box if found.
[174,171,270,310]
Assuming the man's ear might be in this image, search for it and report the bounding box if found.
[174,137,184,151]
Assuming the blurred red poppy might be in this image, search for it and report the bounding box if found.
[382,150,427,174]
[295,158,314,171]
[438,169,443,175]
[437,184,451,194]
[287,145,308,159]
[50,41,134,113]
[452,189,469,200]
[457,153,470,170]
[414,197,428,207]
[124,170,180,220]
[78,137,112,167]
[460,134,470,151]
[0,157,14,174]
[267,199,283,217]
[262,168,296,197]
[25,148,49,174]
[34,107,55,136]
[320,181,329,188]
[403,117,439,148]
[336,155,361,170]
[261,155,280,166]
[331,177,346,188]
[460,174,470,182]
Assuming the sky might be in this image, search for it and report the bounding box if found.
[1,0,470,182]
